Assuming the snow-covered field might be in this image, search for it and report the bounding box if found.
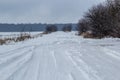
[0,32,41,39]
[0,32,120,80]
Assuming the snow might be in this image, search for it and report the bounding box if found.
[0,31,120,80]
[0,32,41,39]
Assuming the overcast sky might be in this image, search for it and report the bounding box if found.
[0,0,105,24]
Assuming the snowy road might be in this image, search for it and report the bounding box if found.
[0,32,120,80]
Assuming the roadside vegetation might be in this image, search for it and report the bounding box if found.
[0,33,32,45]
[78,0,120,38]
[62,24,72,32]
[43,24,73,34]
[44,24,58,34]
[0,32,45,45]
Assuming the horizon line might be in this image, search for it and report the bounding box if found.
[0,22,77,25]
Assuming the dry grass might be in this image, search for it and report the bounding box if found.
[15,33,32,42]
[81,31,94,38]
[0,33,32,45]
[0,31,59,45]
[0,39,6,45]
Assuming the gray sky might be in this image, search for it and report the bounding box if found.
[0,0,105,24]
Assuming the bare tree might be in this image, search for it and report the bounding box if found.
[78,0,120,38]
[78,19,91,35]
[62,24,72,32]
[45,24,58,33]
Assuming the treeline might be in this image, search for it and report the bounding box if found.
[0,24,77,32]
[44,24,73,34]
[78,0,120,38]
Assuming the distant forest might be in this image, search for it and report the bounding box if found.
[0,24,77,32]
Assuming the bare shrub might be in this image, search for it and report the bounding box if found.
[0,33,32,45]
[78,19,92,35]
[45,25,57,33]
[78,0,120,38]
[0,39,6,45]
[62,24,72,32]
[15,33,31,42]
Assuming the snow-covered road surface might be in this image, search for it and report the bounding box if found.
[0,32,120,80]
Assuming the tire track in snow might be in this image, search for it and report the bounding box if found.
[0,51,33,80]
[51,51,57,68]
[68,73,75,80]
[51,46,79,80]
[0,46,35,80]
[101,47,120,60]
[0,46,34,65]
[67,53,91,80]
[13,45,41,80]
[66,50,102,80]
